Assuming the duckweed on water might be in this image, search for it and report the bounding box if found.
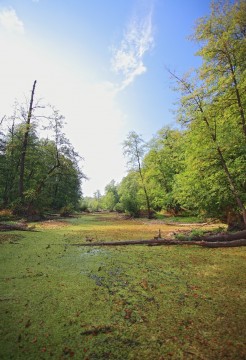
[0,213,245,359]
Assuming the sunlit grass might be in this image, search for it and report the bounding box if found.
[0,213,245,359]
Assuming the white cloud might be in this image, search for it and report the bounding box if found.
[111,10,154,90]
[0,7,24,34]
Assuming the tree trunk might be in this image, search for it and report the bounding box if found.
[69,229,246,247]
[18,80,37,200]
[138,159,152,219]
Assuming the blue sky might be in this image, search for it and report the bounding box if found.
[0,0,212,196]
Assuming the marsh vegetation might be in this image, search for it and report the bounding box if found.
[0,213,245,359]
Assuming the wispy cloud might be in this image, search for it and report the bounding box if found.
[0,7,24,34]
[111,9,154,90]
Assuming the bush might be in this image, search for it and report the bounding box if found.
[0,209,14,221]
[60,205,74,217]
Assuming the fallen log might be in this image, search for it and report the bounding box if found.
[165,222,209,226]
[0,223,36,232]
[200,239,246,248]
[69,232,246,248]
[67,230,246,247]
[148,239,246,248]
[185,229,246,242]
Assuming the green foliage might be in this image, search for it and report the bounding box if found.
[117,172,142,217]
[116,1,246,226]
[170,0,246,223]
[101,180,120,211]
[123,132,152,218]
[0,99,84,215]
[175,227,226,241]
[60,204,74,217]
[79,198,90,212]
[143,127,184,213]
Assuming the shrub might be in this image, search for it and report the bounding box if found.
[60,205,74,217]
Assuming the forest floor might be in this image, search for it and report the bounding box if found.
[0,212,245,359]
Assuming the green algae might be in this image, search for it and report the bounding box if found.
[0,214,245,359]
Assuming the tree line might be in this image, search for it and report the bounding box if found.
[83,1,246,229]
[0,81,85,218]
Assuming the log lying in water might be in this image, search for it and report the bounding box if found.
[69,230,246,248]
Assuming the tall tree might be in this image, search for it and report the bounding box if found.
[143,127,184,213]
[102,180,119,211]
[193,0,246,139]
[0,83,85,215]
[123,131,152,218]
[117,171,142,217]
[18,80,37,200]
[169,0,246,226]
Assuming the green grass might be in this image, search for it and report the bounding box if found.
[0,213,245,359]
[155,212,205,223]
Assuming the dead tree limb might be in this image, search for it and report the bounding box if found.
[18,80,37,199]
[68,230,246,248]
[70,239,246,248]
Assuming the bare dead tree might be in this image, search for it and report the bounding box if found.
[18,80,37,200]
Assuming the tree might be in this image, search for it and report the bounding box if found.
[117,171,142,217]
[0,82,85,216]
[193,0,246,139]
[0,114,19,207]
[143,127,184,214]
[92,190,102,211]
[123,131,152,218]
[18,80,37,200]
[168,0,246,227]
[102,180,119,211]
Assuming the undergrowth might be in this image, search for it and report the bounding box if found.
[174,227,226,241]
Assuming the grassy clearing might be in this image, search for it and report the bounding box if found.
[0,213,245,359]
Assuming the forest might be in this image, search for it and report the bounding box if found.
[1,1,245,230]
[82,1,246,230]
